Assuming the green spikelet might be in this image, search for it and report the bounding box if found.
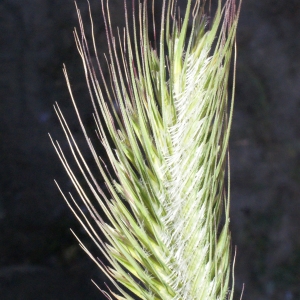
[51,0,241,299]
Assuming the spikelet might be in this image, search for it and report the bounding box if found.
[51,0,241,299]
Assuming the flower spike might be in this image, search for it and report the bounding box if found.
[51,0,241,299]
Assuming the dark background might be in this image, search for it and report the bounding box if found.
[1,0,300,299]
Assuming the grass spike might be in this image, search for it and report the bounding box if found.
[52,0,241,299]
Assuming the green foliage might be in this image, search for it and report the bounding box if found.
[51,0,241,299]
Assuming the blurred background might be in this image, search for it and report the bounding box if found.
[1,0,300,299]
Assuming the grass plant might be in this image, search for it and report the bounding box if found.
[51,0,241,299]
